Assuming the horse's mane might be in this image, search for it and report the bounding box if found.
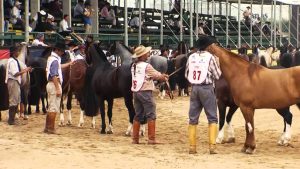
[90,42,108,66]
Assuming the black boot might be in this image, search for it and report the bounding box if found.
[8,106,16,125]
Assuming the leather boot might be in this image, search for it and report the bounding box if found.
[147,120,161,144]
[47,112,57,134]
[8,106,16,125]
[209,123,218,154]
[188,124,197,154]
[132,120,140,144]
[44,112,51,133]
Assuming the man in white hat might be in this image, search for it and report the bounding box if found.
[11,1,25,31]
[131,45,169,144]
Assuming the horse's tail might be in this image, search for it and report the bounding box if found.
[83,66,99,117]
[259,56,268,67]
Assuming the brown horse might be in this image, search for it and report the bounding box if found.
[199,36,300,154]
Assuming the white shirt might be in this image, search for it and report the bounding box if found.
[12,6,21,19]
[59,19,70,32]
[5,57,21,84]
[32,39,48,46]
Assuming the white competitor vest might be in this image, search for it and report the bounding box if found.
[131,62,148,92]
[187,52,212,84]
[46,52,63,84]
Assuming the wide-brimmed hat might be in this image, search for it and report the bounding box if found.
[196,35,218,50]
[133,45,152,58]
[53,42,66,51]
[64,36,73,41]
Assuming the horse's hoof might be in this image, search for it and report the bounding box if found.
[59,122,65,127]
[241,146,247,153]
[125,132,131,137]
[107,130,113,134]
[245,147,256,154]
[227,137,236,143]
[78,123,83,127]
[100,130,106,134]
[67,121,72,126]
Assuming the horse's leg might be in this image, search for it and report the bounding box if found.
[36,96,40,113]
[124,94,138,136]
[41,93,47,114]
[216,102,226,144]
[276,107,293,146]
[66,92,72,125]
[240,106,256,154]
[0,111,2,121]
[99,97,106,134]
[225,105,239,143]
[106,97,114,134]
[59,96,65,126]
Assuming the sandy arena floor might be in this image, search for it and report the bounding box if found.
[0,94,300,169]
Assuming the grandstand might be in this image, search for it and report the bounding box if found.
[0,0,299,49]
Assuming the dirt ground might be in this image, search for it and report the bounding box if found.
[0,93,300,169]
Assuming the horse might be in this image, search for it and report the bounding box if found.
[172,41,189,96]
[0,47,10,121]
[216,53,295,146]
[258,46,280,67]
[60,58,90,127]
[26,46,51,115]
[84,42,136,135]
[200,36,300,154]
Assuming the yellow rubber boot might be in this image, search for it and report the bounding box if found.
[209,123,218,154]
[188,125,197,154]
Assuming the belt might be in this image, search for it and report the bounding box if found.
[192,83,212,86]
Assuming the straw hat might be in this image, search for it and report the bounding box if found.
[133,45,152,58]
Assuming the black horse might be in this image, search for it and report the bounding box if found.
[0,65,9,121]
[84,42,135,134]
[27,46,52,114]
[216,52,296,145]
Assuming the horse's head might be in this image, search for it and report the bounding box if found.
[88,42,108,66]
[177,41,188,54]
[109,41,133,65]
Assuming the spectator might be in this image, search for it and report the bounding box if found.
[262,22,271,36]
[11,1,25,31]
[196,22,206,35]
[32,33,48,46]
[44,14,56,32]
[243,6,252,27]
[167,15,179,33]
[59,14,72,36]
[100,2,116,26]
[74,0,85,19]
[129,15,142,29]
[83,1,92,33]
[171,0,180,13]
[48,0,62,18]
[33,7,49,32]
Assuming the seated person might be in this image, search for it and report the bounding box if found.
[59,14,72,36]
[11,1,25,31]
[44,14,57,32]
[32,33,48,46]
[100,2,116,26]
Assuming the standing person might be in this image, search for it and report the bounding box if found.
[5,45,32,125]
[131,45,169,144]
[83,1,92,34]
[44,43,72,134]
[243,6,252,27]
[185,37,222,154]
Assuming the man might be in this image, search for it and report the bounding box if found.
[131,45,169,144]
[33,7,49,32]
[59,14,72,36]
[5,45,32,125]
[11,1,25,31]
[74,0,85,19]
[185,37,222,154]
[44,42,72,134]
[243,6,252,26]
[32,33,48,46]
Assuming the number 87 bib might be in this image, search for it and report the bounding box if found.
[187,52,212,84]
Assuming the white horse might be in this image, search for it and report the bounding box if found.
[258,46,280,67]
